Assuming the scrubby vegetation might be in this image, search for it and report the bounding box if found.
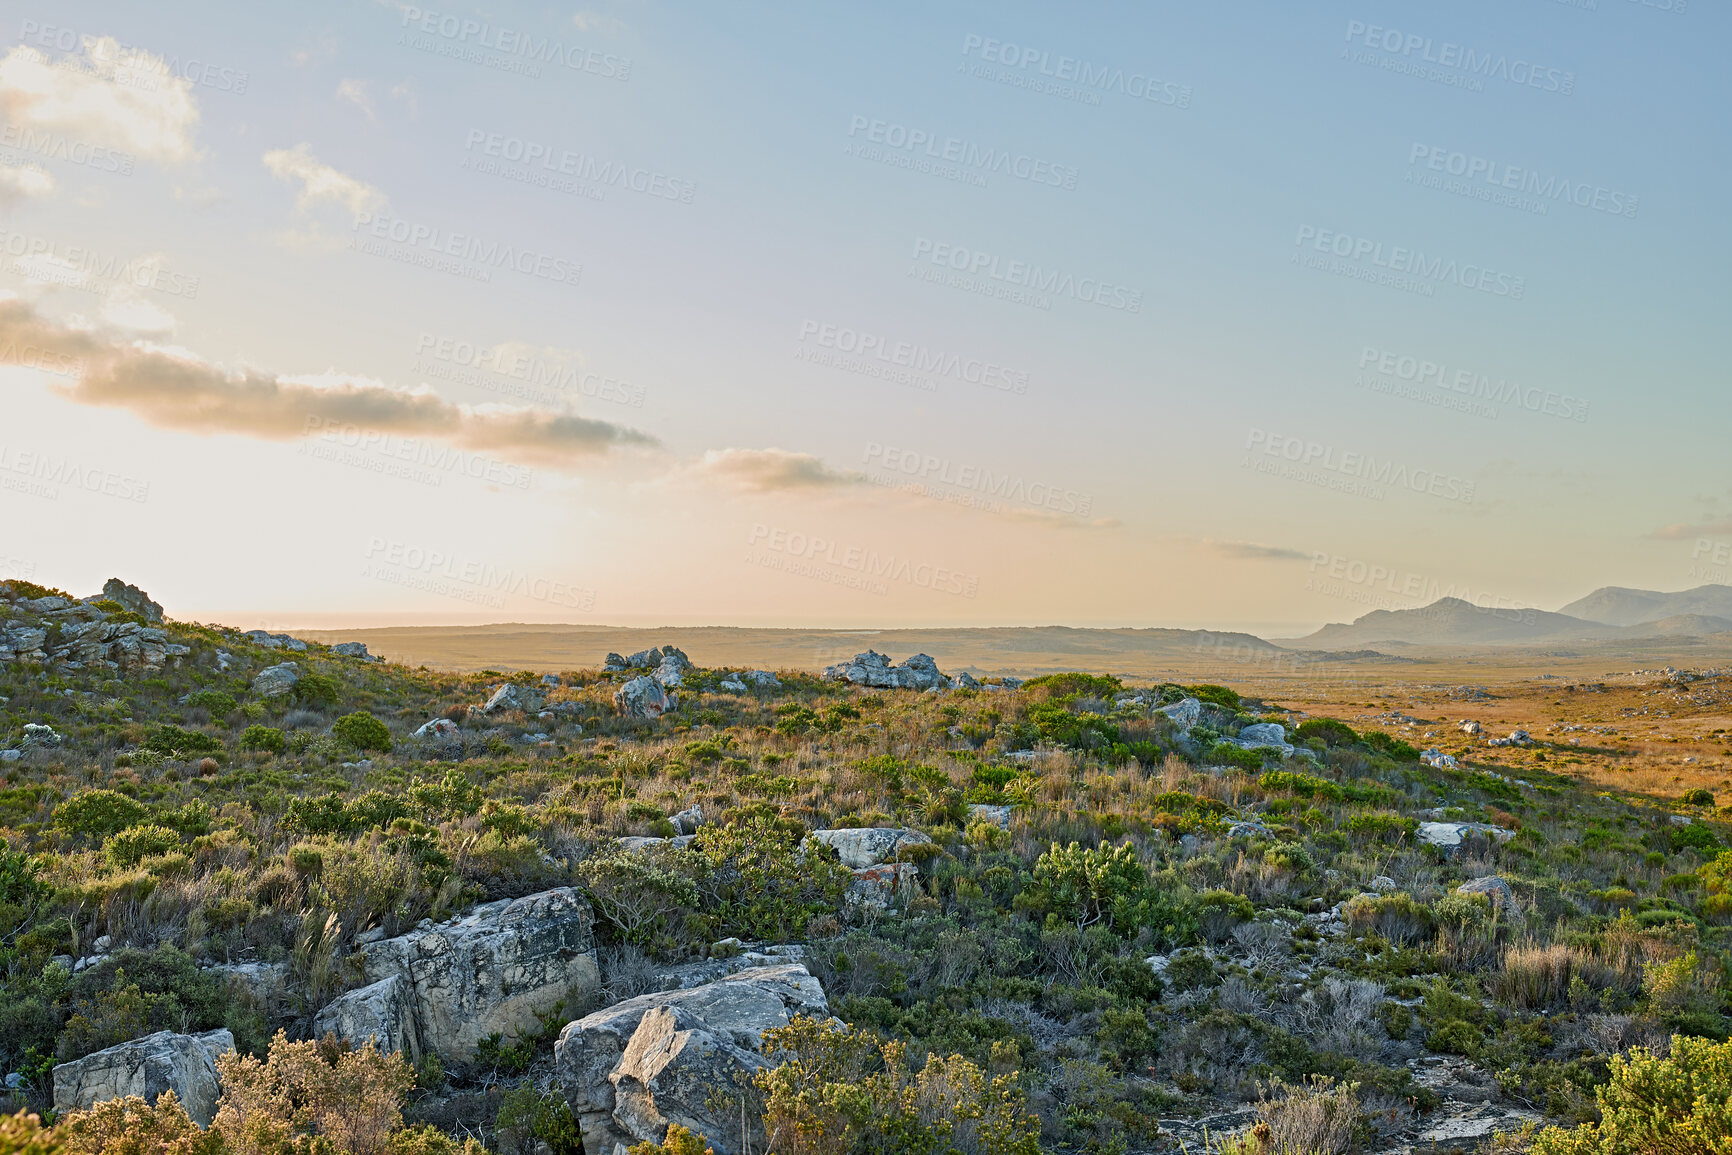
[2,581,1731,1152]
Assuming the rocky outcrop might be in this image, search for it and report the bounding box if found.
[483,683,546,715]
[1421,748,1459,769]
[652,648,690,689]
[244,630,309,652]
[332,641,377,661]
[414,718,458,738]
[52,1028,234,1126]
[319,888,598,1063]
[821,650,949,690]
[556,964,827,1155]
[252,662,301,697]
[615,676,674,718]
[669,806,704,836]
[810,827,932,869]
[97,579,163,622]
[968,804,1015,829]
[1488,729,1532,748]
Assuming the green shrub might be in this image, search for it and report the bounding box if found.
[1683,789,1716,807]
[139,724,224,758]
[1672,822,1720,853]
[240,725,286,753]
[55,789,148,839]
[1362,731,1420,761]
[332,711,392,753]
[1530,1035,1732,1155]
[186,690,237,716]
[1294,719,1358,746]
[104,824,182,867]
[292,671,341,708]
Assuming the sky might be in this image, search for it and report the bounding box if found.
[0,0,1726,636]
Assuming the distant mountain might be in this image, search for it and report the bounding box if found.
[1558,585,1732,627]
[1617,613,1732,637]
[1289,598,1615,650]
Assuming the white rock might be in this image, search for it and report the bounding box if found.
[52,1029,234,1126]
[810,827,932,869]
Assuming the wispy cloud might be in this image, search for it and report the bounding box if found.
[692,448,863,491]
[263,144,387,215]
[1649,521,1732,540]
[0,37,199,164]
[0,297,656,469]
[1204,539,1312,561]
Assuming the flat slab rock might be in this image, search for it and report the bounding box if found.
[810,827,932,869]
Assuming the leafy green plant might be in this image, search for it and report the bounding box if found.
[332,711,392,753]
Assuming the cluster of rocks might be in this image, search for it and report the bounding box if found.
[821,650,984,691]
[1420,748,1459,769]
[814,827,932,909]
[610,647,693,719]
[1417,820,1517,852]
[717,669,779,693]
[243,630,308,652]
[1487,728,1532,748]
[0,579,188,671]
[555,963,828,1154]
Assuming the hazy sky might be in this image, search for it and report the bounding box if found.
[1,0,1726,635]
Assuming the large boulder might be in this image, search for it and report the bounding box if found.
[847,863,918,910]
[252,662,301,697]
[1419,822,1516,852]
[1157,697,1202,729]
[53,1029,234,1126]
[615,676,674,718]
[556,964,826,1155]
[313,974,421,1062]
[331,641,377,661]
[810,827,932,869]
[483,683,546,715]
[608,1006,766,1154]
[99,579,163,622]
[325,888,598,1064]
[1234,722,1293,756]
[1457,876,1517,914]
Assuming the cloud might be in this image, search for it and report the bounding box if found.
[336,78,375,121]
[0,298,656,468]
[693,448,863,492]
[1002,508,1120,530]
[0,162,53,203]
[1649,521,1732,540]
[263,144,387,215]
[0,38,199,164]
[1204,540,1312,561]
